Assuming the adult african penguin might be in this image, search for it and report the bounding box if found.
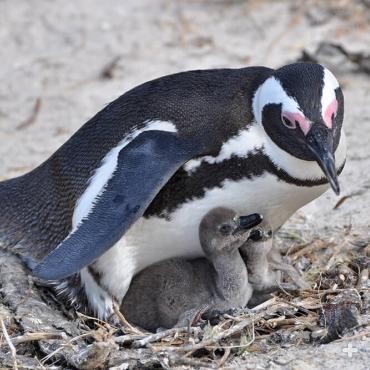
[0,63,346,318]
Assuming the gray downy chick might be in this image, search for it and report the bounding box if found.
[120,207,262,332]
[240,222,309,307]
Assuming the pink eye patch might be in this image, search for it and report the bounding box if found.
[323,99,338,129]
[282,111,311,136]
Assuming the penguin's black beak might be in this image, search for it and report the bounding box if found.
[306,124,340,195]
[236,213,263,233]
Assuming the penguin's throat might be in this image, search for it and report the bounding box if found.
[262,128,346,183]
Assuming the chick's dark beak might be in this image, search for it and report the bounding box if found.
[236,213,263,233]
[306,124,340,195]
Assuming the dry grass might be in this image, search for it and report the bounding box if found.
[0,227,369,369]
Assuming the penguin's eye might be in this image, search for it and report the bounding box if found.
[219,224,232,235]
[281,115,296,129]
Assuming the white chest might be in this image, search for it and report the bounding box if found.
[96,172,328,300]
[136,173,328,261]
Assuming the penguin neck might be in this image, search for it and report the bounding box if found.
[256,122,347,183]
[209,249,248,300]
[244,242,269,277]
[240,240,271,288]
[184,119,346,184]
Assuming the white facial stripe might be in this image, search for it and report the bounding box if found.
[256,70,345,179]
[321,67,339,118]
[252,77,302,125]
[185,125,264,172]
[72,120,177,230]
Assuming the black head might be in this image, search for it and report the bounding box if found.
[199,207,263,254]
[252,62,344,195]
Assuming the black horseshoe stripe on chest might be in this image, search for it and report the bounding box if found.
[145,149,345,219]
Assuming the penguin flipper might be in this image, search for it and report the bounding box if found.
[32,130,200,280]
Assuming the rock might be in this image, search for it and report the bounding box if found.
[320,290,361,343]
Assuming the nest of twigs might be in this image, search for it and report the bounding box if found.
[0,229,369,370]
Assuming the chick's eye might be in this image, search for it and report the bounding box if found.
[282,115,296,129]
[219,224,232,235]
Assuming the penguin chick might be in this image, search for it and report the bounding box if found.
[240,224,309,307]
[240,225,279,298]
[120,207,262,332]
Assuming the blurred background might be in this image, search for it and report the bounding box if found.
[0,0,370,239]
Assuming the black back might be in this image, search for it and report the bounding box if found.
[0,66,272,258]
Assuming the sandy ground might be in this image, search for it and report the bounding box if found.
[1,0,370,369]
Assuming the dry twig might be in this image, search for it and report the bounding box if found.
[113,303,145,335]
[172,305,277,353]
[12,332,68,345]
[133,326,201,348]
[290,240,335,260]
[0,318,18,370]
